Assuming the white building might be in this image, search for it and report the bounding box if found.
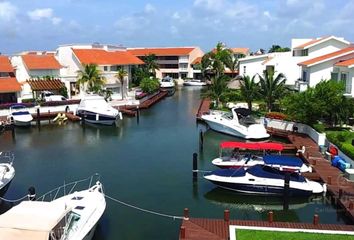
[238,36,351,87]
[56,43,144,99]
[127,47,204,80]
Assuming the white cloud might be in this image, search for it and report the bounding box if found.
[194,0,225,11]
[170,25,178,35]
[172,12,180,20]
[27,8,62,25]
[144,3,155,13]
[0,2,17,21]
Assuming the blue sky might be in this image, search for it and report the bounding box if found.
[0,0,353,54]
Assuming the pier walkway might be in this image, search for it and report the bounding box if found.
[196,98,211,120]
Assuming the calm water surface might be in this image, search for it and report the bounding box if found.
[0,87,351,239]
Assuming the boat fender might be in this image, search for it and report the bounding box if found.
[28,186,36,201]
[96,114,99,121]
[308,166,313,173]
[119,112,123,120]
[322,183,327,194]
[53,113,61,122]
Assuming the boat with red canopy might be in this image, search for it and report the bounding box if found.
[212,141,312,173]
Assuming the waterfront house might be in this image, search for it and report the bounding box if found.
[127,47,204,80]
[298,46,354,95]
[11,52,62,101]
[0,56,21,104]
[56,43,144,99]
[238,36,351,89]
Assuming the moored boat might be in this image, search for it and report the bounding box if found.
[76,94,122,125]
[212,141,312,173]
[0,151,15,196]
[7,104,33,127]
[183,79,207,86]
[160,76,175,88]
[201,108,269,139]
[0,177,105,240]
[204,165,324,196]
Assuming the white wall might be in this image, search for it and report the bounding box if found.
[308,39,349,58]
[11,56,30,83]
[239,55,268,79]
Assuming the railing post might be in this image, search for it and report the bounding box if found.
[313,214,319,225]
[268,211,273,223]
[224,209,230,222]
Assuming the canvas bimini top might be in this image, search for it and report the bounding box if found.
[263,155,304,167]
[220,141,284,151]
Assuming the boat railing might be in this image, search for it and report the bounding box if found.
[37,173,101,202]
[0,151,14,164]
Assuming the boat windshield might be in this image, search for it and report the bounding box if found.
[222,112,233,120]
[83,98,108,108]
[239,115,257,126]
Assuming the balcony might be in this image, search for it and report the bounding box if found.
[178,56,189,63]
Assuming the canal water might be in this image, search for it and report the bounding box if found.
[0,87,351,239]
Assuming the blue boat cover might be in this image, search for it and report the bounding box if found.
[208,168,246,177]
[248,165,306,182]
[263,155,303,167]
[10,104,26,109]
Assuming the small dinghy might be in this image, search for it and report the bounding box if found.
[204,165,325,196]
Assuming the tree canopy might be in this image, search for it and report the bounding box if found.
[268,45,291,53]
[77,63,105,93]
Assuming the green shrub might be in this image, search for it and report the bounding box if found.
[139,77,160,94]
[341,143,354,160]
[22,98,35,103]
[312,123,325,133]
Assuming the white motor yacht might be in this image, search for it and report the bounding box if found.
[160,76,175,88]
[183,79,207,86]
[76,95,122,125]
[0,178,105,240]
[7,104,33,127]
[201,108,269,139]
[0,152,15,196]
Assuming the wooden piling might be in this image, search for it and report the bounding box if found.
[199,130,204,151]
[136,106,140,124]
[193,153,198,180]
[180,226,186,239]
[224,210,230,222]
[313,214,319,225]
[36,108,40,126]
[184,208,189,219]
[268,211,274,223]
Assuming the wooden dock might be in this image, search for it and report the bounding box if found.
[32,111,81,122]
[180,218,354,240]
[196,98,211,120]
[139,90,168,109]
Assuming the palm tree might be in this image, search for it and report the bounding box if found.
[258,70,287,112]
[77,64,105,93]
[116,67,128,100]
[201,75,230,108]
[225,55,239,78]
[240,75,259,111]
[202,42,233,78]
[143,54,159,77]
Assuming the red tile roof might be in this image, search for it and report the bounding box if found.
[0,56,14,73]
[298,47,354,67]
[335,58,354,67]
[128,47,195,56]
[73,49,144,65]
[0,77,21,93]
[191,57,202,65]
[230,48,249,55]
[293,37,329,50]
[22,55,61,70]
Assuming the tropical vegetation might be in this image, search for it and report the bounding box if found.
[239,75,259,111]
[202,75,230,108]
[268,45,291,53]
[131,54,160,86]
[115,67,128,100]
[139,77,160,94]
[201,42,233,78]
[77,63,105,93]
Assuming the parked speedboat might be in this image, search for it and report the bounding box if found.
[0,152,15,196]
[183,79,207,86]
[160,76,175,88]
[201,108,269,139]
[212,141,312,173]
[0,178,105,240]
[76,95,122,125]
[204,165,324,196]
[7,104,33,126]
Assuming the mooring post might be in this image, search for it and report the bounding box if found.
[11,126,15,142]
[180,226,186,239]
[224,209,230,222]
[136,106,140,124]
[283,172,290,210]
[313,214,319,225]
[349,201,354,210]
[184,208,189,219]
[327,176,332,185]
[193,153,198,180]
[268,211,274,223]
[36,108,40,127]
[81,113,86,126]
[199,130,204,151]
[339,188,343,199]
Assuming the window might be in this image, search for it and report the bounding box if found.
[103,66,108,71]
[302,71,307,82]
[301,49,308,56]
[110,66,118,71]
[180,73,187,79]
[243,66,246,75]
[341,73,351,94]
[330,72,338,81]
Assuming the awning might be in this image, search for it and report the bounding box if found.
[27,79,64,91]
[0,77,21,93]
[220,141,284,151]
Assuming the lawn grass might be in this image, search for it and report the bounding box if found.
[236,229,354,240]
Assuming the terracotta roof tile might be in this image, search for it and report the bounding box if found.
[335,58,354,67]
[230,48,249,55]
[0,77,21,93]
[73,49,144,65]
[128,47,195,56]
[0,56,14,73]
[191,57,202,65]
[27,79,64,91]
[293,37,329,50]
[22,55,61,70]
[298,47,354,67]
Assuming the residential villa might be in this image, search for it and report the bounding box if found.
[0,56,21,104]
[127,47,204,80]
[56,43,144,99]
[238,36,351,90]
[11,52,62,100]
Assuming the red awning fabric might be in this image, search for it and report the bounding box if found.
[220,142,284,151]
